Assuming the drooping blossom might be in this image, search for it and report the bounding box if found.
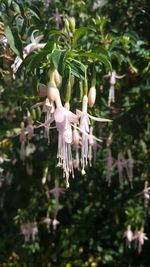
[47,180,65,215]
[19,112,34,160]
[52,218,60,231]
[133,228,148,253]
[113,152,127,188]
[52,8,63,28]
[126,149,135,184]
[11,30,46,77]
[21,222,38,242]
[104,71,125,106]
[76,95,111,174]
[124,225,133,248]
[55,99,78,187]
[136,181,150,208]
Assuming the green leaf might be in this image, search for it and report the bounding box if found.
[47,30,67,38]
[72,27,92,47]
[51,50,66,75]
[29,5,41,20]
[5,26,23,58]
[74,52,112,71]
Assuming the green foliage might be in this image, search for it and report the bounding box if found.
[0,0,150,266]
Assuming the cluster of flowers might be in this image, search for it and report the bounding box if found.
[104,148,135,187]
[21,181,64,241]
[29,68,111,187]
[124,225,148,253]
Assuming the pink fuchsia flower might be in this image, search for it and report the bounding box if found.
[104,71,126,106]
[11,30,46,77]
[133,228,148,253]
[124,225,133,248]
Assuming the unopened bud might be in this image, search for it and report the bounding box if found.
[54,69,61,86]
[64,19,70,35]
[88,86,96,107]
[69,17,76,33]
[47,82,57,102]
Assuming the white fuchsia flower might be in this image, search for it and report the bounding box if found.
[52,218,60,231]
[133,228,148,253]
[11,30,46,77]
[126,149,135,183]
[76,95,111,174]
[47,180,65,215]
[124,225,133,248]
[136,181,150,208]
[104,71,125,106]
[21,222,38,242]
[113,152,127,188]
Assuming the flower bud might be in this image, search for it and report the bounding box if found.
[69,17,76,33]
[47,81,57,102]
[54,69,61,86]
[88,86,96,107]
[64,19,70,35]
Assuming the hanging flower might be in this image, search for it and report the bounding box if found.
[133,228,148,253]
[52,218,60,231]
[104,71,125,106]
[11,30,46,77]
[76,95,111,174]
[124,225,133,248]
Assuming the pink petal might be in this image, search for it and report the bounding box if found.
[63,125,72,144]
[87,113,112,122]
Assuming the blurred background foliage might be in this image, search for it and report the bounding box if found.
[0,0,150,266]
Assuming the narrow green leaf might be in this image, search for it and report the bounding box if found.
[72,27,92,47]
[48,30,67,38]
[5,26,23,58]
[29,6,41,20]
[51,50,66,75]
[75,52,112,71]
